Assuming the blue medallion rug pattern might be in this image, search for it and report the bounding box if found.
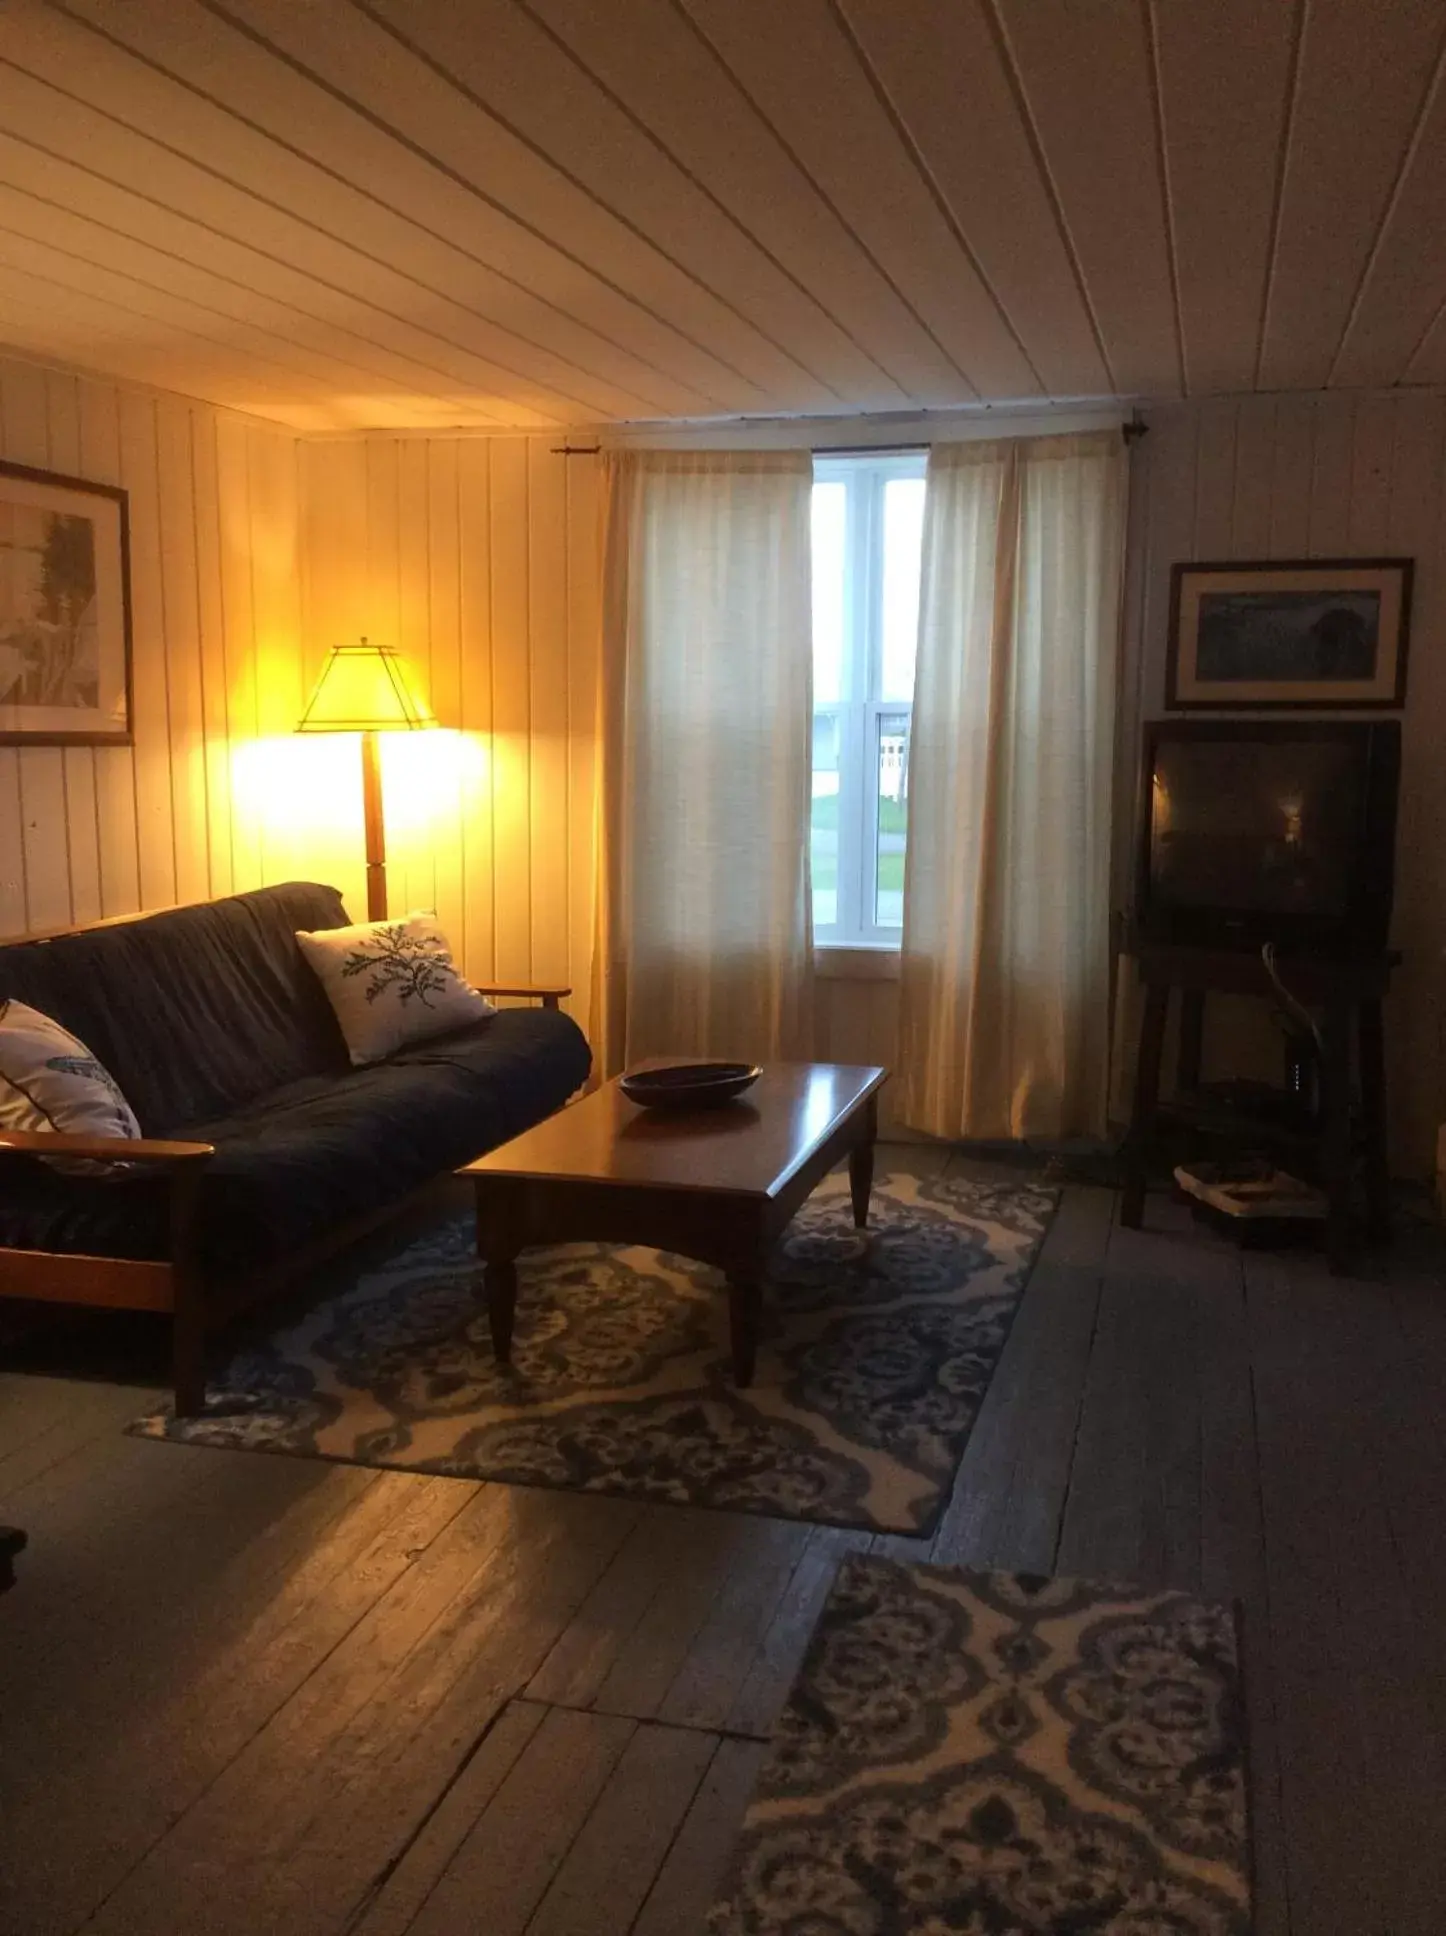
[710,1556,1252,1934]
[128,1171,1054,1534]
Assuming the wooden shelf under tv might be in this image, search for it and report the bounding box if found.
[1120,934,1399,1272]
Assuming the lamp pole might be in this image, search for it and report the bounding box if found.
[360,727,387,921]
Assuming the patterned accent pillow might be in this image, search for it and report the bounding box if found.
[296,912,496,1067]
[0,999,141,1174]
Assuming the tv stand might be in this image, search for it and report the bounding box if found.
[1120,940,1398,1272]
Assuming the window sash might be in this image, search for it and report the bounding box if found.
[812,452,924,947]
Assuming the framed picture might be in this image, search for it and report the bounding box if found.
[0,458,132,745]
[1166,557,1412,710]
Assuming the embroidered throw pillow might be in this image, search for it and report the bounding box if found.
[296,913,495,1067]
[0,999,141,1173]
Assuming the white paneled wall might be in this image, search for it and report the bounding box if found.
[1120,393,1446,1172]
[4,356,1441,1170]
[0,351,303,938]
[299,436,601,1038]
[828,393,1446,1167]
[297,436,919,1117]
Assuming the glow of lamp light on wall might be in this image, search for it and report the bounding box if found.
[230,727,483,897]
[231,731,361,847]
[379,727,481,836]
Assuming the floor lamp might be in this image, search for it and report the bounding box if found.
[296,639,438,921]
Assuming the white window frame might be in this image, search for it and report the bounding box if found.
[811,450,925,949]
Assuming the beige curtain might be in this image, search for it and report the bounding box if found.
[897,430,1127,1140]
[591,449,814,1075]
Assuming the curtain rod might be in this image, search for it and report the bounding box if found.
[552,425,1146,456]
[549,441,930,457]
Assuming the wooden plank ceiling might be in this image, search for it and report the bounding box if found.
[0,0,1443,432]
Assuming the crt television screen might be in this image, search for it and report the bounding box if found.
[1148,737,1365,916]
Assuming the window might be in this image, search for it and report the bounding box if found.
[811,451,926,946]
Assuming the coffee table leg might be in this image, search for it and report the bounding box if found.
[848,1095,877,1229]
[485,1254,519,1363]
[727,1277,761,1388]
[475,1182,523,1364]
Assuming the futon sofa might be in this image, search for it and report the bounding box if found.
[0,882,590,1413]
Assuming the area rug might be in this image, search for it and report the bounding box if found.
[709,1555,1252,1934]
[127,1170,1055,1534]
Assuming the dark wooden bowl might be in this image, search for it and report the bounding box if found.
[619,1061,762,1110]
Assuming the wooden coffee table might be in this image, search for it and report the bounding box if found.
[462,1062,888,1386]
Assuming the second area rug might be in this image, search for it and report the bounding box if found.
[710,1555,1252,1933]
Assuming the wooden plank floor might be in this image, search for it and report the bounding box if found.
[2,1147,1444,1935]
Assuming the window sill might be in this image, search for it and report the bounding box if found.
[814,944,901,982]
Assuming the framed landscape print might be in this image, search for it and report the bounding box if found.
[1167,558,1412,710]
[0,459,132,745]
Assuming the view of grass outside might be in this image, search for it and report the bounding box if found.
[810,778,907,924]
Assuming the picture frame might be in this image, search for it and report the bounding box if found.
[1166,557,1413,711]
[0,458,133,746]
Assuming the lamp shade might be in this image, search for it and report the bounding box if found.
[296,639,437,733]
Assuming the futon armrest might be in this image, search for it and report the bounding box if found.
[473,984,571,1011]
[0,1131,215,1165]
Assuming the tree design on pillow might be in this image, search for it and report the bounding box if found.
[342,924,455,1008]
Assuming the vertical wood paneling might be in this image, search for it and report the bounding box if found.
[247,422,312,891]
[1345,397,1397,552]
[393,436,435,920]
[364,441,402,644]
[1306,398,1355,555]
[1267,395,1315,555]
[296,433,604,1023]
[190,412,235,901]
[116,392,177,913]
[1192,398,1238,556]
[458,439,496,979]
[1109,408,1197,1120]
[45,371,103,928]
[1229,397,1276,551]
[77,374,141,918]
[528,439,569,990]
[489,439,532,988]
[0,351,304,942]
[154,399,210,908]
[6,369,1439,1175]
[426,440,465,953]
[1125,393,1446,1173]
[5,364,611,1018]
[213,411,262,896]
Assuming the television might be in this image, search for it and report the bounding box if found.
[1135,719,1401,956]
